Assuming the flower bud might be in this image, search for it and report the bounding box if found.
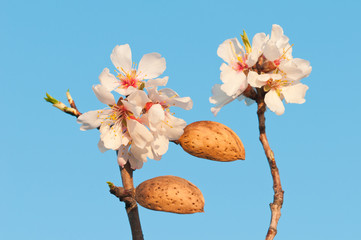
[178,121,245,162]
[135,176,204,214]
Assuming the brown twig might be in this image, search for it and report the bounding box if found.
[108,162,144,240]
[46,92,143,239]
[256,89,284,240]
[66,90,81,117]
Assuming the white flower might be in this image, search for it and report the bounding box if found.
[99,44,166,96]
[263,24,312,81]
[210,34,268,116]
[140,87,192,157]
[77,86,156,169]
[263,24,293,63]
[248,72,309,115]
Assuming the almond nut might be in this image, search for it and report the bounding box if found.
[178,121,245,162]
[135,176,204,214]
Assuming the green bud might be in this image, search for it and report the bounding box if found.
[240,30,252,54]
[44,93,59,104]
[106,181,115,189]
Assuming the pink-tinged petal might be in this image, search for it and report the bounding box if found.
[265,90,285,115]
[98,139,109,153]
[148,104,165,131]
[99,68,119,91]
[282,83,309,104]
[217,38,244,64]
[145,76,168,88]
[93,84,116,105]
[126,90,150,109]
[138,53,166,79]
[77,109,111,130]
[220,71,247,96]
[162,112,186,140]
[117,145,130,167]
[99,123,123,150]
[127,119,154,148]
[111,44,132,73]
[128,153,144,169]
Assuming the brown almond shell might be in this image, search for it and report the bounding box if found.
[178,121,245,162]
[135,176,204,214]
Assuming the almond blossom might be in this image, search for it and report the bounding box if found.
[140,87,193,159]
[210,33,268,116]
[248,72,309,115]
[210,24,312,116]
[99,44,166,97]
[77,85,156,169]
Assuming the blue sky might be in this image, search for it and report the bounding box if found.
[1,0,361,239]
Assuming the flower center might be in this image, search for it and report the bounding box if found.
[229,41,249,72]
[264,78,289,92]
[117,68,142,89]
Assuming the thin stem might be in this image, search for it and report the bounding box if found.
[256,89,284,240]
[119,162,144,240]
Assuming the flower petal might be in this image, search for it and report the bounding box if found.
[280,58,312,81]
[247,71,263,88]
[98,139,109,153]
[152,133,169,156]
[138,53,166,79]
[220,71,247,96]
[247,33,268,67]
[117,144,130,167]
[99,68,119,92]
[209,84,236,116]
[111,44,132,73]
[77,109,111,131]
[128,153,144,169]
[122,100,143,118]
[158,88,193,110]
[99,123,124,150]
[114,86,137,96]
[126,90,150,109]
[127,119,154,148]
[282,83,309,104]
[162,112,186,140]
[145,76,168,88]
[264,90,285,115]
[93,84,116,105]
[148,104,165,131]
[217,38,244,64]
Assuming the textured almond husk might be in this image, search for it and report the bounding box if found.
[135,176,204,214]
[178,121,245,162]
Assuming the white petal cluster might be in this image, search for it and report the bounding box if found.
[78,44,192,169]
[210,24,312,116]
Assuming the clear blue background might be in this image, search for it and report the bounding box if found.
[1,0,360,239]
